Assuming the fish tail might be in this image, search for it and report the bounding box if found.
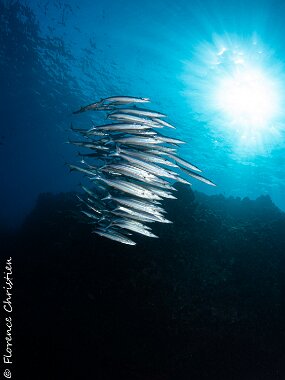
[88,173,102,181]
[101,192,112,201]
[73,106,84,114]
[109,144,120,157]
[98,163,107,171]
[66,163,74,173]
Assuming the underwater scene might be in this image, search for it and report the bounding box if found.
[1,0,285,378]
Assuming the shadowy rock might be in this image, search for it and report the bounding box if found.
[2,185,285,380]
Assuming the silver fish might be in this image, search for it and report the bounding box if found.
[178,165,216,186]
[108,113,159,126]
[67,164,96,177]
[76,195,104,214]
[112,136,162,146]
[102,96,150,105]
[102,194,166,215]
[174,176,192,185]
[95,123,151,131]
[81,185,95,197]
[138,184,177,200]
[110,107,167,118]
[73,101,103,114]
[100,163,163,183]
[70,125,107,137]
[113,130,157,136]
[111,219,158,238]
[93,227,136,245]
[90,175,163,200]
[73,101,115,114]
[82,182,109,200]
[116,147,178,167]
[166,153,202,172]
[138,145,177,154]
[101,164,175,190]
[117,153,180,180]
[67,140,109,151]
[111,207,158,223]
[68,94,216,245]
[154,136,186,145]
[111,210,156,223]
[81,210,102,220]
[151,117,176,129]
[113,205,172,223]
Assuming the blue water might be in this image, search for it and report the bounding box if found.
[1,0,285,227]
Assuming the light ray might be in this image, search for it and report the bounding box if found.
[182,35,285,156]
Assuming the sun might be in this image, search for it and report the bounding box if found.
[183,36,285,154]
[214,65,280,131]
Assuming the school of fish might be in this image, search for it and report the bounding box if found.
[68,96,216,245]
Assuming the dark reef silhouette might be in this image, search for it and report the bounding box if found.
[2,184,285,380]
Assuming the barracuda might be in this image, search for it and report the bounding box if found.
[111,107,166,118]
[69,95,216,244]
